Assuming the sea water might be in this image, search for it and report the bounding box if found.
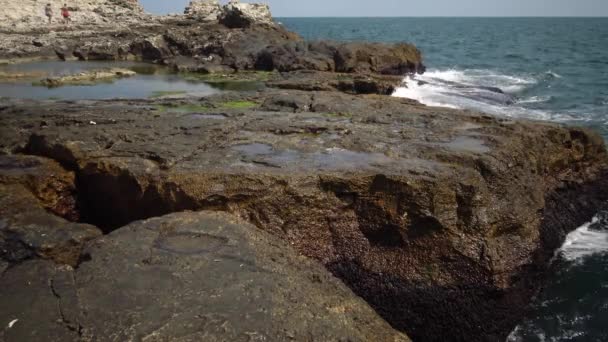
[281,17,608,341]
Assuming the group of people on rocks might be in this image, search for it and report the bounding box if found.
[44,3,71,24]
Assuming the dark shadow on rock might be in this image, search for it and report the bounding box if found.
[327,258,529,342]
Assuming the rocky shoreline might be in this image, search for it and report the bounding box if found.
[1,1,607,342]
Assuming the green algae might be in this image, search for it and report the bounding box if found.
[149,90,188,98]
[220,100,258,109]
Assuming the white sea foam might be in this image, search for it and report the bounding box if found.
[545,70,563,79]
[392,69,578,123]
[516,95,552,104]
[558,216,608,262]
[506,326,547,342]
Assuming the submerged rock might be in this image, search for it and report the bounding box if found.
[0,211,409,341]
[35,68,136,87]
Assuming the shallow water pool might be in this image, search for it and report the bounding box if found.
[0,61,262,100]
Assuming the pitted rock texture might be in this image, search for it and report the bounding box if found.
[0,0,144,28]
[1,89,606,341]
[0,211,409,342]
[184,0,221,21]
[220,1,274,28]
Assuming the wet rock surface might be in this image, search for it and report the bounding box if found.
[0,211,408,342]
[0,89,606,341]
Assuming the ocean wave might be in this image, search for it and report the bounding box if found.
[544,70,563,79]
[391,68,595,125]
[557,214,608,263]
[392,70,566,122]
[419,69,537,93]
[516,95,552,104]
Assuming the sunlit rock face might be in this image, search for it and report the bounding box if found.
[0,0,145,28]
[219,0,274,27]
[184,0,222,21]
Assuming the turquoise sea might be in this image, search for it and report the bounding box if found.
[280,17,608,342]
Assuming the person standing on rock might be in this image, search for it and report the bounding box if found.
[45,3,53,24]
[61,5,71,25]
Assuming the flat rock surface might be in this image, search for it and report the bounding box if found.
[1,88,607,340]
[0,211,409,342]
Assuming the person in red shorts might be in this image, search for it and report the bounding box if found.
[61,4,71,25]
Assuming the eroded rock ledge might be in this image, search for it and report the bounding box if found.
[1,90,607,341]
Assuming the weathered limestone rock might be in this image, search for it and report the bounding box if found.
[220,1,274,28]
[184,0,221,21]
[0,211,409,342]
[0,0,145,28]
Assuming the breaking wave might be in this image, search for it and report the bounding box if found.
[507,212,608,342]
[558,212,608,263]
[392,69,573,122]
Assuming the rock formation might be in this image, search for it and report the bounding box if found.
[0,211,408,341]
[0,2,607,342]
[1,88,607,340]
[184,0,221,21]
[219,0,274,28]
[0,0,145,28]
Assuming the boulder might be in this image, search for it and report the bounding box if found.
[184,0,221,21]
[219,1,274,28]
[0,211,410,342]
[130,35,172,63]
[255,42,335,72]
[334,42,425,75]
